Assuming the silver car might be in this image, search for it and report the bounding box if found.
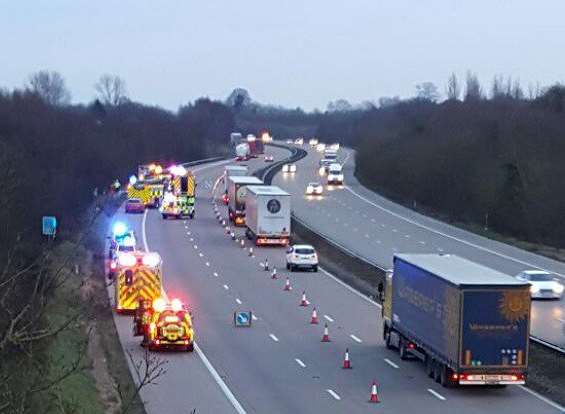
[515,270,564,299]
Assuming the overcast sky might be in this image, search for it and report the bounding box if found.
[2,1,564,111]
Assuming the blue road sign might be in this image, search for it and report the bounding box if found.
[42,216,57,236]
[234,311,252,327]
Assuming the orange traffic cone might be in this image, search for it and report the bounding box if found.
[343,348,352,369]
[321,323,330,342]
[283,277,292,291]
[299,291,309,306]
[369,381,379,403]
[310,307,319,324]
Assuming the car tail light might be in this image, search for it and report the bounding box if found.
[155,339,160,345]
[110,261,117,270]
[408,342,416,350]
[451,373,459,380]
[184,339,189,345]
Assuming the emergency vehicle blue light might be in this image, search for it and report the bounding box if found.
[113,222,128,236]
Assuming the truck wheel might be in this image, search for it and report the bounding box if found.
[186,343,194,352]
[425,357,434,378]
[286,263,290,270]
[161,214,167,219]
[440,365,450,387]
[399,339,409,360]
[434,362,442,383]
[312,265,318,272]
[289,264,294,272]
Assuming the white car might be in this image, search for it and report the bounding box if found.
[286,244,318,272]
[286,139,293,144]
[306,182,323,195]
[316,143,326,152]
[264,155,274,162]
[282,164,297,173]
[309,138,319,147]
[516,270,564,299]
[294,138,304,145]
[329,143,340,151]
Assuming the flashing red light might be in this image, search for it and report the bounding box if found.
[408,342,416,349]
[155,339,160,345]
[184,339,189,345]
[110,262,117,270]
[452,373,459,380]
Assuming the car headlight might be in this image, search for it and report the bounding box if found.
[530,285,540,293]
[553,284,564,294]
[307,186,313,193]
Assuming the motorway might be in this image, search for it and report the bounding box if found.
[272,144,565,349]
[107,148,564,413]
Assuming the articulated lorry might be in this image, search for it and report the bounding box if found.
[222,165,249,204]
[245,185,290,246]
[383,254,530,387]
[227,176,264,226]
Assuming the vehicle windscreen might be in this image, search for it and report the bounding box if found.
[295,248,315,255]
[529,273,554,281]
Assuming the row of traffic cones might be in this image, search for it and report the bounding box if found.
[302,296,381,403]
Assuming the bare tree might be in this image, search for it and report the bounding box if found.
[27,70,71,106]
[327,99,353,112]
[118,349,168,414]
[378,96,401,108]
[446,73,460,101]
[415,82,440,102]
[491,74,505,99]
[95,74,128,106]
[464,71,482,102]
[512,79,524,100]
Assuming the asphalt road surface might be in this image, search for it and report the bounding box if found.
[272,143,565,350]
[108,148,564,413]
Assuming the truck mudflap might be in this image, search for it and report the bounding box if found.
[458,373,526,385]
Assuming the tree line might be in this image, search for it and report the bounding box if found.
[0,71,234,412]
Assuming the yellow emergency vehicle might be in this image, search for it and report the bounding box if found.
[114,251,162,314]
[144,297,195,352]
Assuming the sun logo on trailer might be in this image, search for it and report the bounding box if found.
[499,290,530,323]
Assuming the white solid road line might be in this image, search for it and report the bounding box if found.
[326,389,341,401]
[349,334,362,343]
[141,210,149,252]
[344,184,565,278]
[519,385,565,412]
[384,358,399,369]
[194,342,247,414]
[427,389,446,401]
[236,298,242,305]
[142,203,247,414]
[319,267,381,309]
[323,314,334,323]
[269,334,279,342]
[295,358,306,368]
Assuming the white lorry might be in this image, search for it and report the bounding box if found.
[235,143,250,161]
[222,165,249,204]
[227,176,264,226]
[327,163,344,185]
[245,185,291,246]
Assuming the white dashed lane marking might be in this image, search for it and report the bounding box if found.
[223,284,229,290]
[384,358,399,369]
[269,334,279,342]
[350,334,362,343]
[326,389,341,401]
[235,298,242,305]
[428,389,446,401]
[295,358,306,368]
[324,315,334,323]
